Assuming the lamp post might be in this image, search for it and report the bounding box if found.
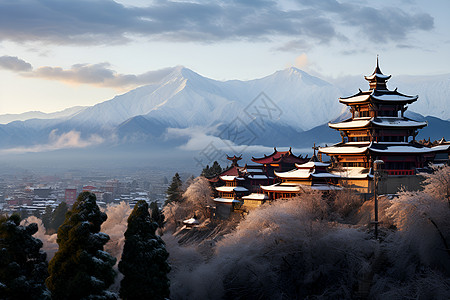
[373,160,384,240]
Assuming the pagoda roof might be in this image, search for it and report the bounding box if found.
[219,175,245,181]
[329,117,427,130]
[365,57,391,79]
[319,142,370,155]
[206,164,244,183]
[227,154,242,161]
[275,168,339,179]
[431,144,450,152]
[251,147,304,164]
[295,161,330,168]
[368,142,434,154]
[330,167,371,179]
[261,183,302,192]
[242,193,269,200]
[216,186,249,193]
[213,198,241,204]
[339,89,418,105]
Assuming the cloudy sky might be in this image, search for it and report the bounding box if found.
[0,0,448,114]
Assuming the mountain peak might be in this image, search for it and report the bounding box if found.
[267,67,330,87]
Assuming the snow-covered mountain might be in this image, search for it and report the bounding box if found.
[0,106,86,124]
[0,66,448,157]
[61,66,344,131]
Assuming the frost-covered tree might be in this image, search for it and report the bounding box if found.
[183,176,213,219]
[165,173,183,205]
[0,214,49,299]
[46,192,116,300]
[119,200,170,300]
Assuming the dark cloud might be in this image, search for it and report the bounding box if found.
[0,56,33,71]
[1,56,175,88]
[0,0,434,47]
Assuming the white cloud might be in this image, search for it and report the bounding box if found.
[1,130,104,154]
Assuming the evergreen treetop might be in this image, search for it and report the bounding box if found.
[46,192,116,300]
[119,200,170,300]
[201,161,223,178]
[165,173,183,205]
[0,214,49,299]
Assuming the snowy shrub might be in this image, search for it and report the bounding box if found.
[101,201,132,262]
[183,176,213,220]
[169,197,376,299]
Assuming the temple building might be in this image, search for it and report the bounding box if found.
[319,58,434,193]
[261,150,341,199]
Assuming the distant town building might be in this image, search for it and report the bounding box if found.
[65,188,78,206]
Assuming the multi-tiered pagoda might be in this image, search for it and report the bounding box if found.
[319,58,434,192]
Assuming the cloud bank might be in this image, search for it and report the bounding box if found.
[2,129,105,154]
[0,0,434,47]
[0,56,175,88]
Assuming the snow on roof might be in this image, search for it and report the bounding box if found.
[183,218,200,225]
[275,168,311,179]
[261,184,302,192]
[431,144,450,152]
[216,186,249,192]
[330,167,370,179]
[242,193,269,200]
[371,93,417,102]
[295,161,330,168]
[372,117,427,128]
[245,168,264,173]
[369,144,434,153]
[248,174,269,180]
[309,184,343,191]
[213,198,241,203]
[311,173,340,178]
[220,175,245,181]
[319,145,369,154]
[339,94,371,103]
[329,119,371,129]
[364,73,391,80]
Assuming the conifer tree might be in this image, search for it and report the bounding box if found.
[201,161,223,178]
[119,200,170,300]
[46,192,116,300]
[41,206,53,232]
[0,214,49,299]
[150,201,165,230]
[50,201,67,233]
[165,172,183,205]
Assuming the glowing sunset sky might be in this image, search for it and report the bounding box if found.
[0,0,449,114]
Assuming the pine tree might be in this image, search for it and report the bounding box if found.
[165,173,183,205]
[201,161,223,177]
[150,201,165,230]
[0,214,49,299]
[119,200,170,300]
[41,206,53,233]
[49,201,67,233]
[46,192,116,300]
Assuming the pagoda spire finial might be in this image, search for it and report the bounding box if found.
[373,54,383,75]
